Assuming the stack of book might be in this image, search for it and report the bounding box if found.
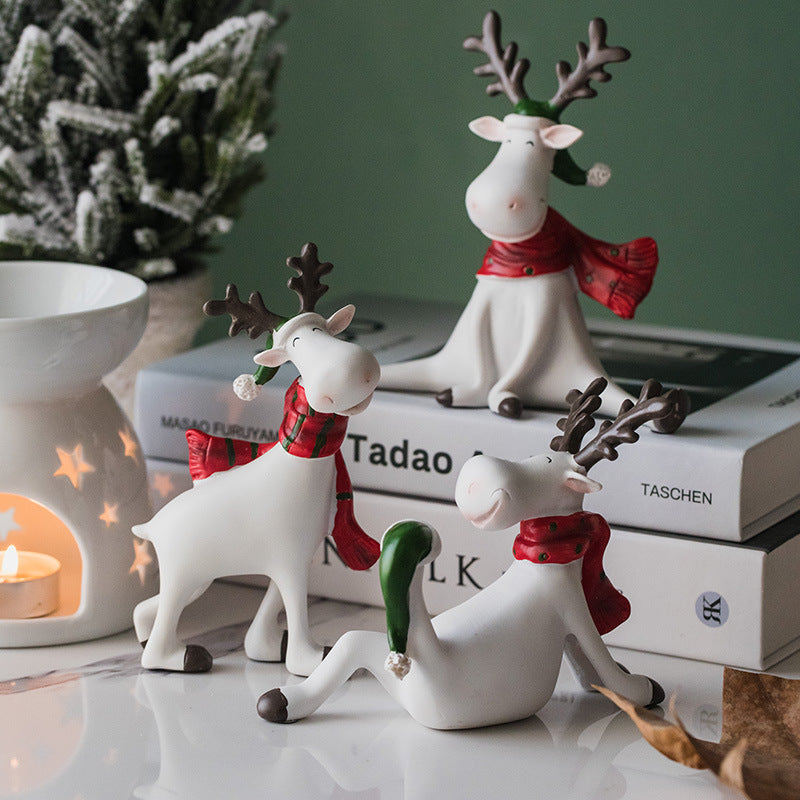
[136,295,800,670]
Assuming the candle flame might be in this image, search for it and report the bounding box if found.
[1,544,18,577]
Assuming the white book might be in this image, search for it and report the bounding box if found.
[135,294,800,541]
[146,457,800,671]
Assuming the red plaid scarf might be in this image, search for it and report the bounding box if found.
[513,511,630,635]
[185,377,379,570]
[477,207,657,319]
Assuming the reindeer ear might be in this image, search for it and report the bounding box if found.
[326,304,356,336]
[564,470,602,494]
[468,116,506,142]
[253,347,289,368]
[540,123,583,150]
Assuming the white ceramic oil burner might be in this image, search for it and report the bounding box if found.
[0,261,155,645]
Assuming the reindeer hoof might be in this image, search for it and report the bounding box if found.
[184,644,213,673]
[257,688,291,723]
[646,678,666,708]
[497,396,523,419]
[651,388,690,434]
[436,388,453,407]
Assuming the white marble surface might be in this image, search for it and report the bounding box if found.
[3,580,794,800]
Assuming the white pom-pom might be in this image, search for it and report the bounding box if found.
[233,374,261,401]
[587,163,612,187]
[384,651,411,679]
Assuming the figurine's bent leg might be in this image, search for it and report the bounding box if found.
[381,288,493,408]
[133,593,160,644]
[562,606,663,707]
[257,630,393,723]
[436,302,494,409]
[487,286,558,418]
[271,574,324,677]
[244,581,288,662]
[141,580,213,673]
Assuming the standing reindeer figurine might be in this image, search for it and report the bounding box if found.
[257,377,684,729]
[133,243,381,675]
[380,12,673,422]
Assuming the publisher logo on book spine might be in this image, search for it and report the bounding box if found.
[696,592,729,627]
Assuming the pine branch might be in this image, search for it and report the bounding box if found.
[0,0,284,274]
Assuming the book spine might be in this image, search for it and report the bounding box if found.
[144,459,780,670]
[137,367,747,539]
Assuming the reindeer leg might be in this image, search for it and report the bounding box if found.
[133,593,160,645]
[244,580,288,662]
[487,306,545,418]
[141,580,214,673]
[258,630,392,723]
[380,287,492,406]
[561,594,663,708]
[436,292,494,409]
[270,571,325,677]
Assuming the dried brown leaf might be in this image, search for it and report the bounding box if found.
[597,668,800,800]
[594,685,706,769]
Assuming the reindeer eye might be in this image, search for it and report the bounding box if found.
[312,327,322,332]
[526,140,534,146]
[545,456,552,463]
[291,336,300,347]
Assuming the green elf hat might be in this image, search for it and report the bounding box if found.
[464,12,630,187]
[380,520,439,671]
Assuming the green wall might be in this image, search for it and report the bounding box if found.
[202,2,800,344]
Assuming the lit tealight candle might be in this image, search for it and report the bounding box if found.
[0,546,61,619]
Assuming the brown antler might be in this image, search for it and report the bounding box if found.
[550,376,606,454]
[203,283,284,339]
[463,10,530,105]
[286,242,332,313]
[548,18,629,113]
[573,380,681,470]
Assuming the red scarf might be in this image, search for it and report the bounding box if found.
[477,207,657,320]
[185,378,379,571]
[513,511,630,635]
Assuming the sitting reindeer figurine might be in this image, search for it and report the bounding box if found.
[257,377,682,729]
[380,12,669,422]
[133,243,381,675]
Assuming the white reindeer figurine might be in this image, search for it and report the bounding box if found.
[133,243,381,675]
[380,12,672,422]
[257,377,685,729]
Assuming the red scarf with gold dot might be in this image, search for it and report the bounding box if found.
[513,511,630,635]
[477,207,657,320]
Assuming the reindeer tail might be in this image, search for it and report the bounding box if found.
[379,520,440,679]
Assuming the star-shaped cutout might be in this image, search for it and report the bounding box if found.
[99,503,119,528]
[129,539,153,585]
[150,472,176,500]
[53,445,95,490]
[0,507,21,542]
[118,429,139,464]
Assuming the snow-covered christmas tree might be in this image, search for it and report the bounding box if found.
[0,0,283,279]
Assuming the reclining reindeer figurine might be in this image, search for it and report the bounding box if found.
[133,243,381,675]
[257,377,684,729]
[380,12,666,421]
